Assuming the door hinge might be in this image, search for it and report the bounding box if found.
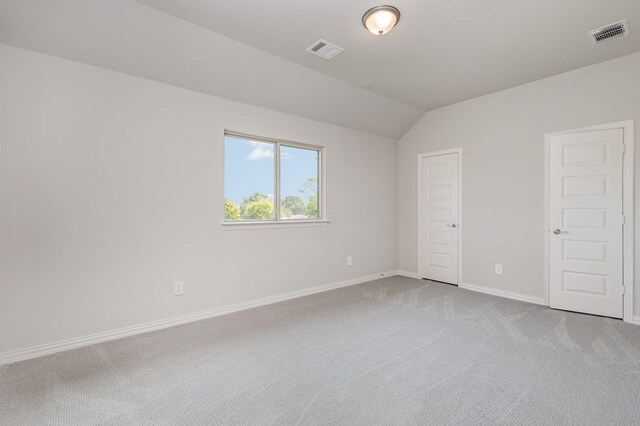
[622,215,626,224]
[621,144,626,155]
[622,285,625,295]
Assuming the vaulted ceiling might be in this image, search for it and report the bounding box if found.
[137,0,640,111]
[2,0,639,139]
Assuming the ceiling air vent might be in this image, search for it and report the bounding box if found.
[306,39,344,60]
[589,19,631,44]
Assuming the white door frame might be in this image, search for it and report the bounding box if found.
[544,120,635,323]
[417,148,463,284]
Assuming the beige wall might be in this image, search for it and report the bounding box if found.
[3,45,640,357]
[398,52,640,314]
[0,45,398,354]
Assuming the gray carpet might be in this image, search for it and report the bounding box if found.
[2,276,640,425]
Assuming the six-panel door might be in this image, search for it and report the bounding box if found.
[548,129,624,318]
[420,153,459,284]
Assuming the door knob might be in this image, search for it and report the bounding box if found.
[553,228,567,234]
[446,224,457,228]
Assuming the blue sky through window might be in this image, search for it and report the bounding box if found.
[280,145,318,200]
[224,136,318,206]
[224,136,274,205]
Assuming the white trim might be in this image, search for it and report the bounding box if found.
[397,270,420,279]
[544,137,550,307]
[0,270,396,366]
[459,281,546,306]
[417,147,463,283]
[544,120,635,323]
[623,122,635,324]
[632,316,640,326]
[221,220,330,230]
[398,270,546,306]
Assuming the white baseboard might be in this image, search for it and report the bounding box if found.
[396,270,420,279]
[631,316,640,326]
[396,272,546,307]
[0,270,397,366]
[458,281,546,306]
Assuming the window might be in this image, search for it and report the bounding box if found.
[224,132,322,223]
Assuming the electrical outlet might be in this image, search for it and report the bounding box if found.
[347,256,353,266]
[174,280,184,296]
[495,264,503,275]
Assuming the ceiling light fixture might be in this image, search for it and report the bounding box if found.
[362,5,400,36]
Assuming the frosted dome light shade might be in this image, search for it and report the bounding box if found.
[362,6,400,35]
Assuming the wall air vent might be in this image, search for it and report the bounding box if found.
[306,39,344,60]
[589,19,631,44]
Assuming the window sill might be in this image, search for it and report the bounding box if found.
[221,220,330,230]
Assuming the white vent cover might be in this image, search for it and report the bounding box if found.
[306,39,344,60]
[589,19,631,44]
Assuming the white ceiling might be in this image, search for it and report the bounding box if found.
[2,0,639,138]
[135,0,640,111]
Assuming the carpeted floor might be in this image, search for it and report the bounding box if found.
[2,276,640,425]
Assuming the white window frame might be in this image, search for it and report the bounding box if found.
[222,130,327,229]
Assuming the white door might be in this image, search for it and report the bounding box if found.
[548,129,624,318]
[419,153,459,284]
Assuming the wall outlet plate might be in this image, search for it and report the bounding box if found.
[347,256,353,266]
[495,264,503,275]
[174,280,184,296]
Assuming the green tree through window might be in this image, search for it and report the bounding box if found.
[224,199,241,220]
[239,192,274,220]
[281,195,306,218]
